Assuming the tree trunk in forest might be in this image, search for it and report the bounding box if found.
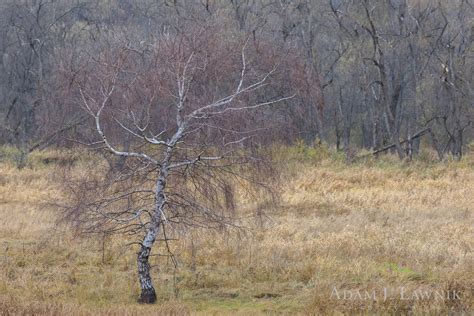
[452,128,463,161]
[334,108,341,150]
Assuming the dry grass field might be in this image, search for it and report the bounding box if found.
[0,146,473,315]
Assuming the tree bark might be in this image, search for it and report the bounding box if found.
[137,166,168,303]
[137,242,157,303]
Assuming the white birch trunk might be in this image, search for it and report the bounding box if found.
[137,165,169,303]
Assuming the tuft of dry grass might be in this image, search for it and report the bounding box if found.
[0,147,473,314]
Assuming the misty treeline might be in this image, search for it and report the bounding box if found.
[0,0,472,166]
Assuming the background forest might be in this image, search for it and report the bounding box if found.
[0,0,473,315]
[0,0,472,162]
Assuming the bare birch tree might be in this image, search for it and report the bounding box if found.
[65,31,291,303]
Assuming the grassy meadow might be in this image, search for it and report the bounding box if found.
[0,145,473,315]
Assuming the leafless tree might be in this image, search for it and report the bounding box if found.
[0,0,91,166]
[1,0,472,165]
[64,30,291,303]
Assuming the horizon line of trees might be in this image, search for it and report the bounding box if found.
[0,0,472,166]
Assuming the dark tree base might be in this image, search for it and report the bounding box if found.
[138,289,157,304]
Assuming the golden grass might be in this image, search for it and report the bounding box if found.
[0,148,473,315]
